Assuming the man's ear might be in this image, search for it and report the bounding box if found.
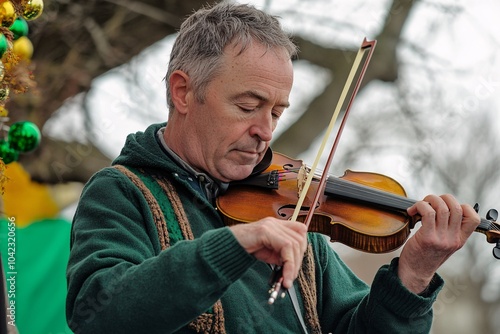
[169,70,191,114]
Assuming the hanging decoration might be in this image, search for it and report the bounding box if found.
[0,0,44,183]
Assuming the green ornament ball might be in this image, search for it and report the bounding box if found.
[9,18,29,40]
[0,34,8,58]
[0,140,19,164]
[8,121,41,152]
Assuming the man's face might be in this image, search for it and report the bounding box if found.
[184,42,294,182]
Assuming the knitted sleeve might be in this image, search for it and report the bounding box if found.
[311,233,443,333]
[66,168,255,333]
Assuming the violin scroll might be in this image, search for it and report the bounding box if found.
[487,209,500,259]
[475,204,500,259]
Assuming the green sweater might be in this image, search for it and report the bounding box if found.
[66,123,443,333]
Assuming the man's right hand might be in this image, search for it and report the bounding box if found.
[229,218,308,289]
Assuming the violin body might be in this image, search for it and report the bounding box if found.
[305,170,413,253]
[217,152,419,254]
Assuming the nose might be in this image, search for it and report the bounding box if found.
[249,110,273,142]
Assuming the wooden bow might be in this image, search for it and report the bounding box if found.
[268,38,377,304]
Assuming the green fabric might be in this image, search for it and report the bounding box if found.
[122,166,216,316]
[125,166,184,245]
[66,123,444,333]
[1,218,72,334]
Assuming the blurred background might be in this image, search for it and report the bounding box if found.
[1,0,500,333]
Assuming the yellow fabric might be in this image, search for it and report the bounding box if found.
[2,162,59,227]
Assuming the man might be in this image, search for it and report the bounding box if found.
[66,2,480,333]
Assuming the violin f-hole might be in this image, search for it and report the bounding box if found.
[277,204,318,218]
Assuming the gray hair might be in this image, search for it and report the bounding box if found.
[165,2,298,112]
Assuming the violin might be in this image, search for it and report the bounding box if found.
[217,38,500,303]
[217,150,500,257]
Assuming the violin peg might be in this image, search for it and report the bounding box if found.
[473,203,480,213]
[493,242,500,260]
[486,209,498,222]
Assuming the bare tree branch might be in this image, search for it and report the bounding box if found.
[272,0,416,156]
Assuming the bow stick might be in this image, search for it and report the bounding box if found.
[268,38,377,304]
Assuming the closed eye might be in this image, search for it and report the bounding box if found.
[271,112,281,121]
[237,104,258,112]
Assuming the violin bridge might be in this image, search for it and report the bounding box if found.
[296,164,308,198]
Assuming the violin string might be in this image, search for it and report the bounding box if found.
[277,168,322,179]
[325,180,500,234]
[275,168,412,211]
[330,178,415,211]
[272,170,500,232]
[490,222,500,230]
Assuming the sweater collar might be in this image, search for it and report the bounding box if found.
[156,127,228,202]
